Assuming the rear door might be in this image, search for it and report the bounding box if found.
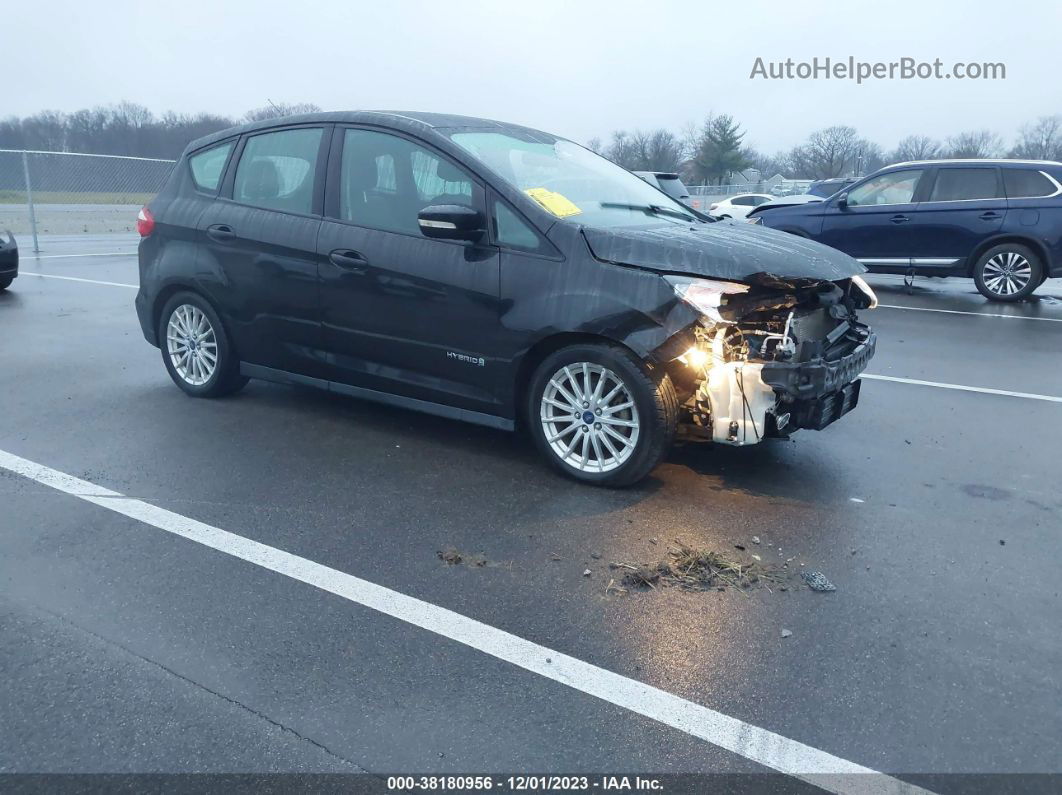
[818,168,924,268]
[197,125,329,377]
[907,166,1006,271]
[317,126,504,415]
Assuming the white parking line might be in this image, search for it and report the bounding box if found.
[864,373,1062,403]
[22,272,138,289]
[30,251,137,259]
[878,304,1062,323]
[0,447,928,795]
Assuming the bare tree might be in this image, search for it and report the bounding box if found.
[1009,115,1062,160]
[601,129,683,172]
[243,102,322,123]
[789,126,862,179]
[889,135,941,163]
[945,130,1002,158]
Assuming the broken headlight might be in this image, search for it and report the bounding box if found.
[663,275,749,324]
[850,274,879,309]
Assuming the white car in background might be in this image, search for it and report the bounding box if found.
[706,193,774,219]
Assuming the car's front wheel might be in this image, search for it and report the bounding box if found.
[527,343,677,487]
[158,292,248,397]
[973,243,1043,302]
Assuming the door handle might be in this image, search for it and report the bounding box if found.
[889,214,910,224]
[206,224,236,242]
[329,249,369,270]
[979,211,1002,220]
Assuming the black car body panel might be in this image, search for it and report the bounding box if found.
[581,221,866,282]
[136,110,876,448]
[0,232,18,281]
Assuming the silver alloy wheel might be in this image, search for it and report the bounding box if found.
[982,252,1032,296]
[540,362,640,473]
[166,304,218,386]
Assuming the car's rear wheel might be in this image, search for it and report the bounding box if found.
[0,276,12,291]
[973,243,1043,302]
[158,292,247,397]
[527,343,677,487]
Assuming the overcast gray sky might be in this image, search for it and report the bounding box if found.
[8,0,1060,153]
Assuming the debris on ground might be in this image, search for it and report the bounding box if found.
[781,629,793,638]
[590,551,602,560]
[751,536,761,545]
[438,547,462,565]
[616,544,788,592]
[583,569,592,577]
[734,544,746,551]
[620,565,661,588]
[802,570,837,592]
[437,547,488,567]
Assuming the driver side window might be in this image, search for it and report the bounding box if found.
[846,170,923,206]
[338,129,481,236]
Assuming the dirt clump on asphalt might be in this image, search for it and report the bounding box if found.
[614,543,790,592]
[437,547,489,567]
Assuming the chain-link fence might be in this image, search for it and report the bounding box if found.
[0,149,176,251]
[687,181,815,203]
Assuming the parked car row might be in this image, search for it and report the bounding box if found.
[748,159,1062,301]
[136,111,877,486]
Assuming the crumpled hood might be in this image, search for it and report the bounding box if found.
[581,220,864,282]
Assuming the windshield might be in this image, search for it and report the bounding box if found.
[450,131,699,228]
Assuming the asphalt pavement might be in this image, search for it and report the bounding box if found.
[1,235,1059,793]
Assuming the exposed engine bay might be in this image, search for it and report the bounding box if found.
[662,274,877,445]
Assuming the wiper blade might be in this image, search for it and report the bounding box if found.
[599,202,699,222]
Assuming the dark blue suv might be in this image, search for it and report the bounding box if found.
[751,160,1062,301]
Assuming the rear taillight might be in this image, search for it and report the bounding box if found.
[137,206,155,237]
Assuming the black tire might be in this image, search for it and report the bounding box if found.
[0,276,12,291]
[526,343,678,487]
[973,243,1043,302]
[158,291,248,397]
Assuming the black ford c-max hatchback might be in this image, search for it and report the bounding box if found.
[136,111,877,486]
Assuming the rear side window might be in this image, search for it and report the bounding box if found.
[233,128,323,214]
[929,168,1001,201]
[731,196,754,206]
[188,141,233,192]
[1003,169,1057,198]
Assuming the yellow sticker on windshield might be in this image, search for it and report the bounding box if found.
[524,188,582,218]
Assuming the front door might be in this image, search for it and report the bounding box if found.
[318,127,503,415]
[819,168,925,269]
[197,125,328,376]
[906,166,1006,271]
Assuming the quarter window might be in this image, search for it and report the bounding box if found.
[1003,169,1057,199]
[232,128,323,214]
[928,168,1000,201]
[339,129,478,236]
[847,170,923,206]
[493,200,544,252]
[188,141,234,192]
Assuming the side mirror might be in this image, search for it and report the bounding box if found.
[417,205,485,242]
[836,192,849,209]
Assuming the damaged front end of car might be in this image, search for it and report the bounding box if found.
[657,273,877,445]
